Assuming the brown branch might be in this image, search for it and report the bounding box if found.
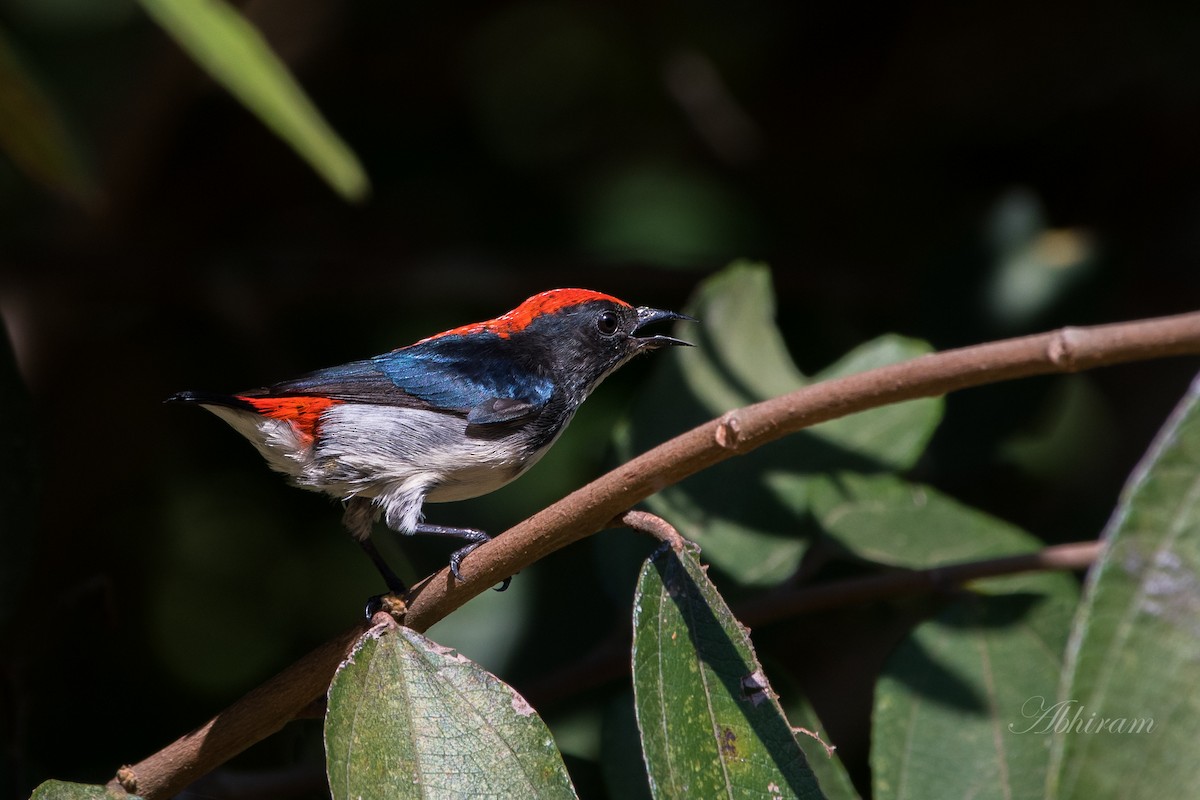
[108,310,1200,798]
[110,623,369,798]
[400,310,1200,631]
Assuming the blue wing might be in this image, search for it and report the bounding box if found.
[265,337,553,424]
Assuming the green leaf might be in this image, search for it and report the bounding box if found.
[826,471,1079,799]
[617,262,942,586]
[0,23,94,200]
[325,623,577,800]
[1048,375,1200,799]
[809,335,940,471]
[29,781,139,800]
[631,545,826,799]
[873,587,1077,800]
[137,0,369,201]
[809,472,1057,569]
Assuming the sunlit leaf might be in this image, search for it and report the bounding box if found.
[137,0,369,201]
[808,472,1056,568]
[325,623,576,800]
[1048,374,1200,799]
[617,262,942,586]
[810,335,939,470]
[632,544,826,799]
[29,780,138,800]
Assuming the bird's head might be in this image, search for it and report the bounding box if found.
[439,289,693,403]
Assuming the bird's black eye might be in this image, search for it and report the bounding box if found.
[596,310,620,336]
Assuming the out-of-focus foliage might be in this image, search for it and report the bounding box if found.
[0,23,93,199]
[136,0,368,201]
[4,2,1200,798]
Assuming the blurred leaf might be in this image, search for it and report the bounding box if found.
[0,24,94,200]
[809,472,1055,569]
[984,188,1095,328]
[581,163,754,267]
[463,4,627,167]
[1048,374,1200,799]
[326,624,576,800]
[631,545,826,799]
[873,587,1076,800]
[29,781,138,800]
[680,262,808,404]
[0,320,35,630]
[999,375,1118,485]
[617,262,941,586]
[137,0,369,201]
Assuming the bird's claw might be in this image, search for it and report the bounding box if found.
[449,542,512,592]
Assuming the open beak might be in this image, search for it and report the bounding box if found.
[633,306,695,349]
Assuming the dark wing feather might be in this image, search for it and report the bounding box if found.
[263,358,429,408]
[258,338,554,424]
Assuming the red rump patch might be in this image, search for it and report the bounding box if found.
[422,289,629,342]
[239,395,341,442]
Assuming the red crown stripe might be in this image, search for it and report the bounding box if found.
[421,289,629,342]
[239,395,342,442]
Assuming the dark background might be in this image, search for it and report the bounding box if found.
[3,1,1199,797]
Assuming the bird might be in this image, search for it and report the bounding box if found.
[168,289,692,595]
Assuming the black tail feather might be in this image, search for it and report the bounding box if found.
[165,390,255,411]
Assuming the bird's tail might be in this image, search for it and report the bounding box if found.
[165,390,257,411]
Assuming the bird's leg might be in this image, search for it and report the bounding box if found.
[343,498,407,595]
[411,523,511,591]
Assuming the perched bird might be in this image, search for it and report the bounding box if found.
[169,289,692,594]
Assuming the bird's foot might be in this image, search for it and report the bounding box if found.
[448,539,512,591]
[364,590,407,621]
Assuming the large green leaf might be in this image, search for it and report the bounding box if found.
[808,472,1058,569]
[616,262,942,586]
[873,586,1076,800]
[325,623,576,800]
[29,781,138,800]
[828,471,1079,799]
[809,335,940,469]
[1048,375,1200,799]
[631,544,826,799]
[137,0,368,201]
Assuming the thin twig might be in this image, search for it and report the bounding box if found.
[615,509,690,551]
[108,311,1200,798]
[734,540,1104,625]
[525,541,1105,709]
